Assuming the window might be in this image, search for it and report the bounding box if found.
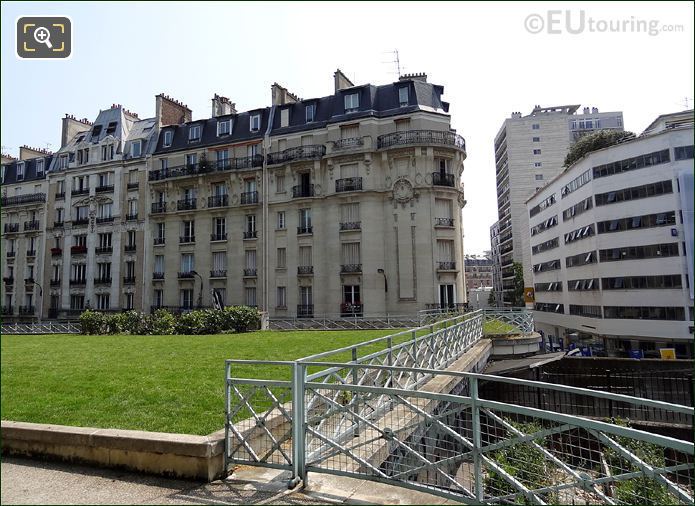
[217,119,231,136]
[277,211,286,229]
[530,215,558,236]
[534,162,542,168]
[565,250,596,268]
[212,251,227,273]
[58,155,68,169]
[599,243,680,262]
[341,124,359,139]
[105,121,117,135]
[595,180,673,206]
[163,130,173,147]
[153,289,164,307]
[101,145,114,161]
[529,194,556,217]
[212,217,226,239]
[533,149,541,155]
[276,174,285,193]
[675,145,694,160]
[299,246,312,267]
[532,259,561,273]
[76,205,89,220]
[130,140,142,157]
[17,162,24,180]
[189,125,201,141]
[98,203,112,219]
[125,293,134,310]
[156,222,165,240]
[128,170,138,185]
[97,262,111,280]
[98,172,112,187]
[592,149,671,178]
[71,264,86,281]
[128,199,138,217]
[98,233,112,249]
[280,108,290,128]
[246,215,256,234]
[569,305,602,318]
[341,242,361,267]
[603,306,685,321]
[154,255,164,274]
[344,93,359,112]
[74,235,87,247]
[299,286,312,306]
[70,295,85,310]
[277,248,286,269]
[180,253,194,273]
[532,123,540,130]
[216,150,229,168]
[562,197,593,221]
[340,202,360,228]
[245,287,257,307]
[180,289,194,309]
[535,174,543,181]
[597,211,676,233]
[305,103,316,123]
[276,287,287,308]
[298,208,312,233]
[248,144,258,157]
[602,275,682,290]
[181,220,195,241]
[531,136,541,143]
[185,153,197,167]
[245,250,257,271]
[127,230,136,247]
[398,87,409,106]
[250,114,261,132]
[36,159,44,175]
[531,237,559,255]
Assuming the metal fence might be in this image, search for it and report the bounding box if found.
[1,322,81,334]
[225,310,694,504]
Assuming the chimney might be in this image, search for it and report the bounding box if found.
[19,145,52,160]
[1,153,17,164]
[399,72,427,83]
[591,107,598,114]
[583,107,590,114]
[156,93,192,127]
[211,94,237,117]
[271,83,300,106]
[334,69,355,92]
[61,114,90,148]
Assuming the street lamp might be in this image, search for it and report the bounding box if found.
[190,270,203,309]
[32,280,43,323]
[377,268,388,316]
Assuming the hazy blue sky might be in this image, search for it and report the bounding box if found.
[2,1,693,253]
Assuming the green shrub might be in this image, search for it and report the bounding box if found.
[175,311,204,335]
[79,310,105,335]
[225,306,261,332]
[150,310,176,335]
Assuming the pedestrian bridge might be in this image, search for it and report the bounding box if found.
[225,310,694,504]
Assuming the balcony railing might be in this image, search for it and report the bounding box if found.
[55,192,65,200]
[179,235,195,244]
[341,264,362,273]
[297,304,314,318]
[24,220,40,231]
[243,268,257,277]
[437,261,457,271]
[71,188,90,196]
[73,217,89,226]
[154,237,165,246]
[26,250,36,257]
[126,213,138,221]
[3,276,14,285]
[51,247,62,256]
[4,223,19,233]
[95,247,113,254]
[124,244,136,252]
[335,177,363,193]
[211,233,227,241]
[95,184,114,193]
[54,221,64,228]
[240,191,258,205]
[297,266,313,276]
[377,129,466,151]
[94,277,112,285]
[292,184,315,198]
[71,245,87,255]
[177,198,197,211]
[210,270,227,278]
[208,195,229,208]
[148,156,264,181]
[6,251,16,258]
[151,202,166,213]
[243,230,257,239]
[127,182,139,190]
[50,279,61,287]
[177,272,195,279]
[339,221,361,231]
[96,216,114,224]
[1,306,14,315]
[432,172,455,187]
[425,302,468,311]
[24,277,34,284]
[435,217,454,227]
[332,137,364,150]
[153,272,165,280]
[340,303,363,317]
[267,145,326,165]
[297,226,313,235]
[69,279,87,286]
[19,306,35,315]
[1,193,46,206]
[123,276,136,284]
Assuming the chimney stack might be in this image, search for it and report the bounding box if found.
[61,114,91,148]
[583,107,590,114]
[19,145,52,160]
[211,94,237,117]
[334,69,355,92]
[399,72,427,83]
[156,93,192,127]
[1,153,17,164]
[591,107,598,114]
[271,83,300,106]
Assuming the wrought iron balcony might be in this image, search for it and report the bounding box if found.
[340,303,363,317]
[26,250,36,257]
[153,272,165,280]
[3,276,14,285]
[339,221,361,231]
[1,306,14,315]
[332,137,364,150]
[179,235,195,244]
[297,226,313,235]
[1,193,46,206]
[71,188,90,196]
[341,264,362,273]
[437,261,457,271]
[208,195,229,208]
[435,217,454,227]
[55,192,65,200]
[51,247,62,256]
[96,216,114,224]
[297,304,314,318]
[69,279,86,286]
[24,220,40,231]
[54,221,64,228]
[127,182,139,190]
[177,198,197,211]
[24,277,34,284]
[335,177,363,193]
[94,277,112,285]
[211,233,227,241]
[292,185,315,198]
[243,268,257,277]
[151,202,166,213]
[4,223,19,233]
[377,129,466,151]
[95,247,113,254]
[177,272,195,279]
[432,172,455,187]
[71,245,87,255]
[50,279,61,287]
[19,306,35,315]
[126,213,138,221]
[210,270,227,278]
[96,184,114,193]
[147,156,263,181]
[243,230,257,239]
[240,191,258,205]
[125,244,136,252]
[73,217,89,226]
[6,251,16,258]
[154,237,165,245]
[297,266,313,276]
[267,145,326,165]
[123,276,136,284]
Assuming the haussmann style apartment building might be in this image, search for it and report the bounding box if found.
[1,70,468,320]
[526,110,694,358]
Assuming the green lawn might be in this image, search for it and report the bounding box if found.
[482,319,521,335]
[1,330,396,435]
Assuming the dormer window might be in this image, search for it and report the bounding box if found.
[398,87,409,107]
[130,140,142,158]
[305,103,316,123]
[344,93,359,113]
[91,125,103,141]
[189,125,201,142]
[101,144,114,161]
[250,114,261,132]
[58,155,68,169]
[17,162,25,180]
[105,122,117,135]
[280,108,290,128]
[36,159,44,176]
[217,119,231,136]
[163,130,173,147]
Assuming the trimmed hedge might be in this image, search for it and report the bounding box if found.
[79,307,261,335]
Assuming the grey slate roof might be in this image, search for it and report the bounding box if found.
[1,155,52,185]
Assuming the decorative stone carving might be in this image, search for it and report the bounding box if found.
[392,178,414,204]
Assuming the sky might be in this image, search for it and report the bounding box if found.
[1,1,693,254]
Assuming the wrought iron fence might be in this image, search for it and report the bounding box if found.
[1,322,81,334]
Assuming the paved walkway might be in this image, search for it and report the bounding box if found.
[1,457,457,505]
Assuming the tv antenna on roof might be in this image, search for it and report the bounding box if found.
[382,49,402,78]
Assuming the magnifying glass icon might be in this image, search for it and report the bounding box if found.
[34,27,53,49]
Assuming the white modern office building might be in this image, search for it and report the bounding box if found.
[527,110,694,357]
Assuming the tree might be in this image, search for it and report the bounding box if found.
[512,261,525,307]
[564,129,635,168]
[487,290,496,306]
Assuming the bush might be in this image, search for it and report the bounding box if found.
[225,305,261,332]
[79,310,106,335]
[149,309,176,335]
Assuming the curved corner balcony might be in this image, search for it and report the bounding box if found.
[148,156,263,182]
[267,145,326,165]
[377,130,466,153]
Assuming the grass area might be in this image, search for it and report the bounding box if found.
[1,330,396,435]
[482,319,520,335]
